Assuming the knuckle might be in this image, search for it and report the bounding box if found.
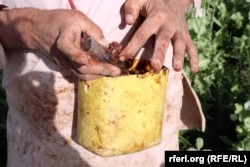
[186,39,196,50]
[136,31,148,44]
[56,37,64,49]
[159,32,172,41]
[124,0,142,12]
[156,43,167,57]
[155,10,166,20]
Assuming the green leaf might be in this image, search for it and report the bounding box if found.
[230,12,244,21]
[244,101,250,111]
[195,138,204,151]
[235,103,243,114]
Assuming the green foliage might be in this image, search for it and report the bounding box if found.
[233,101,250,150]
[0,70,7,167]
[0,1,249,166]
[180,0,250,151]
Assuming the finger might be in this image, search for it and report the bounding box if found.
[73,11,109,47]
[150,30,171,70]
[57,28,89,65]
[79,20,109,47]
[73,72,102,81]
[69,66,103,80]
[172,37,186,72]
[75,59,121,77]
[186,38,199,73]
[124,0,144,24]
[120,17,158,60]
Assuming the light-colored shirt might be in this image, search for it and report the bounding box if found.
[0,0,205,166]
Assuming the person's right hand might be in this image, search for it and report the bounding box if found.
[0,8,121,80]
[120,0,198,73]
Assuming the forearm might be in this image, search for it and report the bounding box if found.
[0,8,41,51]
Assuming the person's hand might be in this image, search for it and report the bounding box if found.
[0,8,120,80]
[120,0,198,73]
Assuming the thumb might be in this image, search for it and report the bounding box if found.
[124,0,145,25]
[83,23,109,48]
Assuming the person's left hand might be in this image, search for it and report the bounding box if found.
[120,0,198,73]
[0,8,121,80]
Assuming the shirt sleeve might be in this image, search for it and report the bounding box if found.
[0,3,8,69]
[0,43,6,69]
[0,1,9,9]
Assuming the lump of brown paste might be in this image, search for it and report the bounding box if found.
[106,42,152,75]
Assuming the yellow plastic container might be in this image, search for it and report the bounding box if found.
[77,68,168,157]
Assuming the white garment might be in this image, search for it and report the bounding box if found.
[0,0,205,166]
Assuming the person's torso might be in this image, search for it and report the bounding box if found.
[2,1,179,166]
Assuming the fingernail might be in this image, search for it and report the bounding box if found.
[125,14,134,24]
[119,56,126,61]
[191,64,199,73]
[110,70,121,76]
[101,69,120,76]
[151,59,162,70]
[174,60,182,71]
[99,38,109,48]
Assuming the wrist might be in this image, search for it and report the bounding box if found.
[0,8,40,51]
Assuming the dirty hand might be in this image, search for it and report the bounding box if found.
[120,0,198,73]
[0,8,120,80]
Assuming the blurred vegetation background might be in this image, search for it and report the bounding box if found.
[0,70,7,166]
[0,0,250,166]
[180,0,250,151]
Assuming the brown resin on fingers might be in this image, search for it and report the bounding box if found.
[106,41,166,75]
